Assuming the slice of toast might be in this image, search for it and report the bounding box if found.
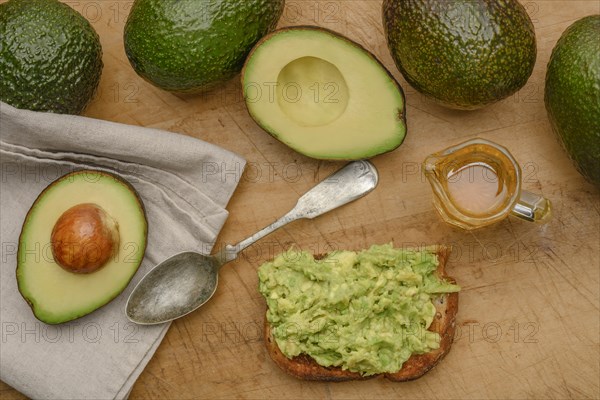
[264,245,459,381]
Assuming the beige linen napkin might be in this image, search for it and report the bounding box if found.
[0,102,246,399]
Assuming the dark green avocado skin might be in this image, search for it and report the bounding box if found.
[383,0,537,110]
[0,0,103,114]
[124,0,285,93]
[545,15,600,187]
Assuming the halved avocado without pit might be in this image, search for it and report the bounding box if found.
[242,27,407,160]
[17,170,148,324]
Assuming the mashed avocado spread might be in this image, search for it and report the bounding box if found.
[258,244,460,376]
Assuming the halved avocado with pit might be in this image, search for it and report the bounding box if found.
[242,26,407,160]
[17,170,148,324]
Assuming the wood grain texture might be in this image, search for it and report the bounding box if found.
[1,1,598,399]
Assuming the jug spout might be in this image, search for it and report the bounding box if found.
[423,153,443,174]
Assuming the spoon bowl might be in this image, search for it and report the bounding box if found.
[126,252,219,324]
[126,160,379,325]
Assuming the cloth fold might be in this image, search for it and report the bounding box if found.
[0,102,246,399]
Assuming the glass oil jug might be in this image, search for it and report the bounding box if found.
[423,138,551,230]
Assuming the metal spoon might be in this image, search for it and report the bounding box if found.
[126,160,379,325]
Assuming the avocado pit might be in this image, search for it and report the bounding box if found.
[51,203,120,274]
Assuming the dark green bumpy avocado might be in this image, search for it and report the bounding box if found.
[383,0,537,110]
[545,15,600,186]
[0,0,103,114]
[124,0,285,93]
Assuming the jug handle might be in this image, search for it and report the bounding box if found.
[511,190,552,223]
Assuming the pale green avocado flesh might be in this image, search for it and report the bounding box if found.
[243,28,406,160]
[258,244,460,376]
[17,171,147,324]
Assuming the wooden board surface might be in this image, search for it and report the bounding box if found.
[1,1,599,399]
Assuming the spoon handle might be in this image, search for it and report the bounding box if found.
[215,160,379,264]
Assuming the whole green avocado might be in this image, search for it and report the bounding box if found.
[0,0,103,114]
[545,15,600,187]
[383,0,537,110]
[124,0,285,93]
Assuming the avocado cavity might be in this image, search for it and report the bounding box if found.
[276,56,350,127]
[243,27,407,160]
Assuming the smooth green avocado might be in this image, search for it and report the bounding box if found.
[383,0,537,110]
[242,27,407,160]
[124,0,285,93]
[17,170,148,324]
[545,15,600,186]
[258,244,460,376]
[0,0,103,114]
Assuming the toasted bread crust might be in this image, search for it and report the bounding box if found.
[264,246,459,381]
